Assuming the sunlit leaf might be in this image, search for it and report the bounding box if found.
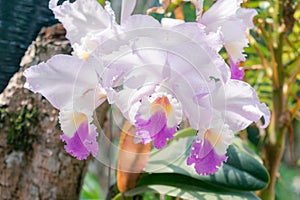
[97,0,105,6]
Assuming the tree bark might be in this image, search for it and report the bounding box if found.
[0,24,88,200]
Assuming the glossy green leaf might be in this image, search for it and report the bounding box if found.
[125,184,259,200]
[144,136,269,191]
[183,2,196,22]
[148,12,165,23]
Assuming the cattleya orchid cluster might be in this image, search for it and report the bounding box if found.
[24,0,270,175]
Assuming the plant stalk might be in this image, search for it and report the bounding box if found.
[260,1,287,195]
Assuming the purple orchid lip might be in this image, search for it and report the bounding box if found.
[229,57,245,80]
[135,109,177,149]
[60,122,98,160]
[187,138,227,176]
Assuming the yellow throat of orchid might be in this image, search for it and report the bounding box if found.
[151,96,172,116]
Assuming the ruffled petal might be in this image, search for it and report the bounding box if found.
[199,0,257,62]
[60,122,98,160]
[187,126,233,175]
[49,0,111,45]
[135,111,166,144]
[59,109,88,138]
[134,94,182,149]
[135,110,177,149]
[187,140,227,175]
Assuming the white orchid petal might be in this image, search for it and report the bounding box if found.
[24,55,83,108]
[200,0,257,62]
[59,108,88,138]
[205,124,234,156]
[121,0,136,24]
[24,55,103,109]
[49,0,111,45]
[237,8,258,28]
[161,18,184,28]
[122,14,161,30]
[192,0,204,16]
[224,80,271,131]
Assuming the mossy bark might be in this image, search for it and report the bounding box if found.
[0,24,89,200]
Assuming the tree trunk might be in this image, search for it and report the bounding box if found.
[0,24,89,200]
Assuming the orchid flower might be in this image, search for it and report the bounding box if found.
[229,57,245,80]
[24,0,150,160]
[49,0,136,60]
[186,78,270,175]
[160,0,256,80]
[98,19,228,147]
[24,0,137,159]
[197,0,257,75]
[23,0,270,176]
[24,55,106,159]
[96,17,270,175]
[24,0,115,159]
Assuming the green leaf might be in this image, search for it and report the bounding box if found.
[143,136,269,191]
[125,184,260,200]
[148,12,165,23]
[121,136,268,199]
[212,141,269,191]
[80,173,104,200]
[183,2,196,22]
[97,0,105,7]
[275,164,300,200]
